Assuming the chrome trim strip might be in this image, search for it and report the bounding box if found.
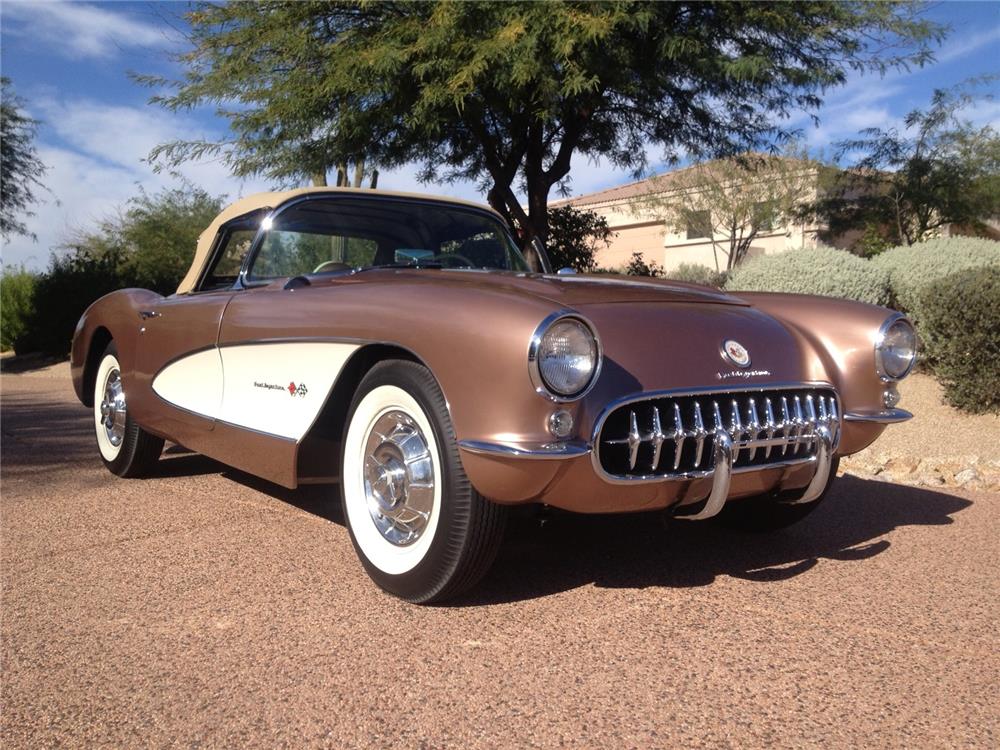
[843,408,913,424]
[590,381,840,485]
[458,439,590,460]
[527,310,604,403]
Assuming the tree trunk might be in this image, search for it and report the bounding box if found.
[311,171,327,187]
[353,159,365,188]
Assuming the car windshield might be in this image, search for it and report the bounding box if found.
[247,196,529,281]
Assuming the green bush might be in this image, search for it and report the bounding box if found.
[724,245,892,305]
[667,263,728,288]
[871,237,1000,317]
[0,266,38,352]
[624,252,664,277]
[918,266,1000,413]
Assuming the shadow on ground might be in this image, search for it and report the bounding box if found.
[210,462,970,605]
[2,391,972,605]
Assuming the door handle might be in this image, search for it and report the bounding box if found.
[139,310,161,320]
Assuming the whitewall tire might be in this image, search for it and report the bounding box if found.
[340,360,506,603]
[92,343,164,477]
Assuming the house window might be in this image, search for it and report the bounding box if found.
[753,201,776,232]
[685,210,711,240]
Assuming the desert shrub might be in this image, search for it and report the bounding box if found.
[871,237,1000,317]
[918,266,1000,413]
[0,266,38,352]
[667,263,728,288]
[20,249,126,355]
[624,252,663,277]
[724,245,891,305]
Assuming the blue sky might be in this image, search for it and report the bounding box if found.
[2,0,998,270]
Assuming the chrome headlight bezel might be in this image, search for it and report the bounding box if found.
[528,311,603,402]
[875,314,917,382]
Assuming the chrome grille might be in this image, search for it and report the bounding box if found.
[596,387,839,479]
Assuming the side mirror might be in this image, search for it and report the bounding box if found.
[528,236,553,274]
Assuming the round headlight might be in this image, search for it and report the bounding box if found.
[530,316,600,399]
[875,316,917,381]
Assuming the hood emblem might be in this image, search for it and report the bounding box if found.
[721,340,751,368]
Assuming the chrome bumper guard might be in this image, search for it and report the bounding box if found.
[676,424,834,520]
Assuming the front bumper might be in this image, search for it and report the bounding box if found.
[458,408,907,516]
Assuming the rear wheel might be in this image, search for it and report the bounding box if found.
[340,360,506,603]
[93,343,163,477]
[716,457,840,532]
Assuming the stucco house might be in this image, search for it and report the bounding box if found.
[553,157,825,273]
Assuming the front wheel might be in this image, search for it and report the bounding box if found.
[340,360,506,603]
[93,343,163,477]
[715,457,840,532]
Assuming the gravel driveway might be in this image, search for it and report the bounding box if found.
[2,372,998,748]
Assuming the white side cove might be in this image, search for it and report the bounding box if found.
[152,342,360,441]
[152,348,225,422]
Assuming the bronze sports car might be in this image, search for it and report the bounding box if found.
[71,188,916,602]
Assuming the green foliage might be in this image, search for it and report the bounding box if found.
[870,237,1000,319]
[812,81,1000,246]
[0,266,38,352]
[545,206,612,272]
[724,246,891,305]
[668,263,728,288]
[624,252,663,278]
[918,267,1000,413]
[855,223,893,258]
[20,248,126,356]
[145,1,940,248]
[15,186,225,355]
[1,78,48,240]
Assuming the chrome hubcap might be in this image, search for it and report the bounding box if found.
[363,410,435,546]
[99,369,127,447]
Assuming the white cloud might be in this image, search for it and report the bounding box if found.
[936,25,1000,64]
[0,97,272,270]
[2,1,171,60]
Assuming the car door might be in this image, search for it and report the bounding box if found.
[128,218,260,452]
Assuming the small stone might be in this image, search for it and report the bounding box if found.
[954,469,979,485]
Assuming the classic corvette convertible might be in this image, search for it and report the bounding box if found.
[71,187,916,602]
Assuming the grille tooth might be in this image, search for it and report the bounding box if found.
[746,398,761,461]
[598,388,840,479]
[764,397,777,459]
[627,410,640,470]
[671,402,686,471]
[692,402,707,468]
[650,406,665,471]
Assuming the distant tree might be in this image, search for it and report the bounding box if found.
[144,1,940,252]
[61,185,225,295]
[633,151,819,272]
[814,81,1000,246]
[17,186,226,355]
[1,77,48,240]
[0,266,38,352]
[545,206,613,272]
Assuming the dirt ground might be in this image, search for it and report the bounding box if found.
[2,370,998,748]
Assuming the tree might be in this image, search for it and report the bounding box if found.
[632,151,819,272]
[814,81,1000,246]
[61,185,225,295]
[146,1,940,251]
[545,205,613,272]
[1,77,48,240]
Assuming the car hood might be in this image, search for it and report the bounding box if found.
[319,269,746,307]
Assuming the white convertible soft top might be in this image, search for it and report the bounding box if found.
[175,187,498,294]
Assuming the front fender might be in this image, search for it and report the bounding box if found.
[70,288,164,405]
